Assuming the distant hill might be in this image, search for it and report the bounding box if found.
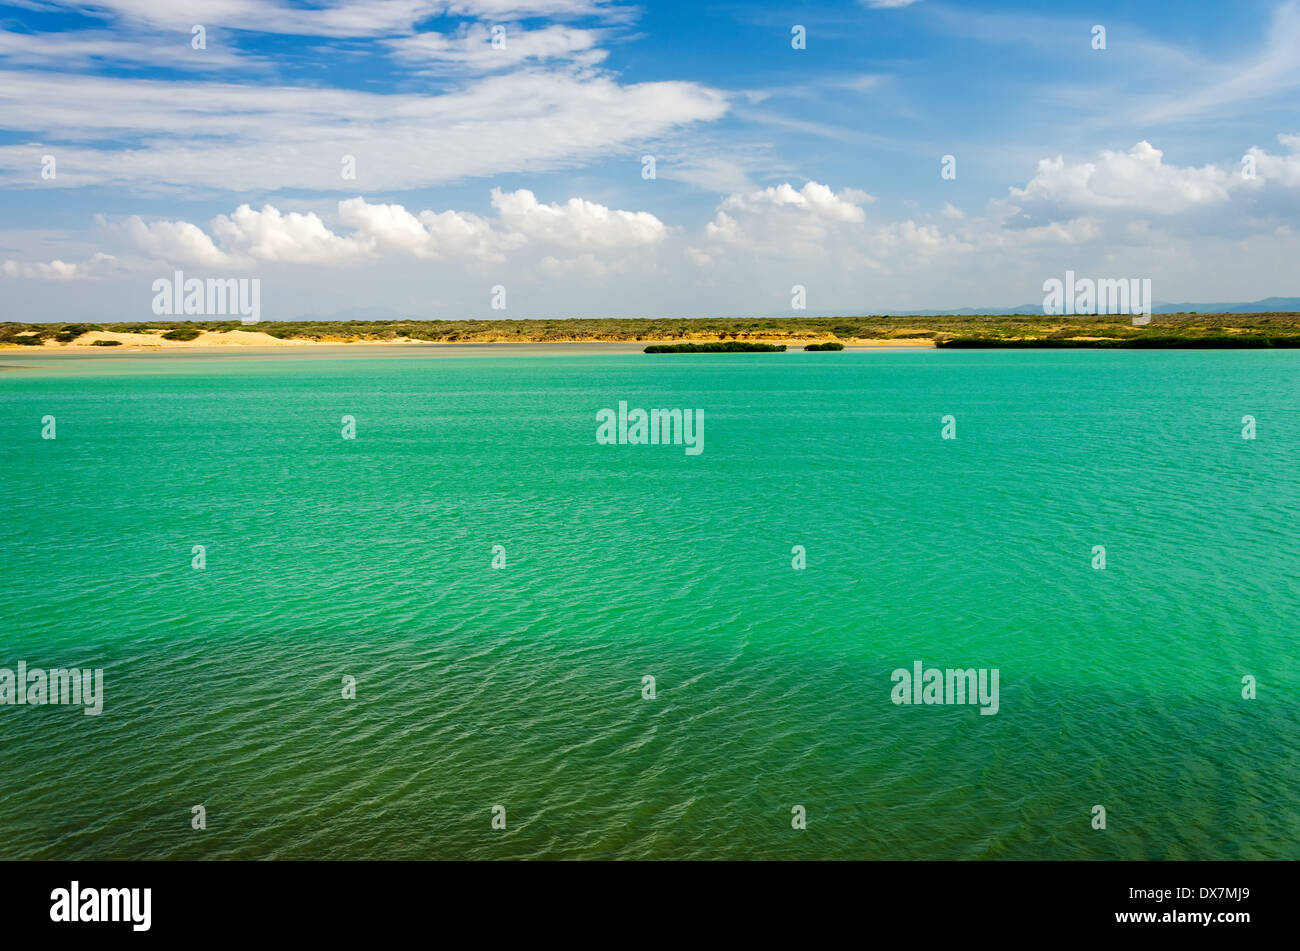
[1150,297,1300,314]
[897,297,1300,316]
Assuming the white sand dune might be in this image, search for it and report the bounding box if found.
[15,329,935,350]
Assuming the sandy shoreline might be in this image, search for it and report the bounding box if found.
[2,329,935,353]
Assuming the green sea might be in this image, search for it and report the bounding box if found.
[1,346,1297,860]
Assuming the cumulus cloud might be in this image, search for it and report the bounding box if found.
[1245,133,1300,187]
[701,181,873,255]
[872,220,963,255]
[1010,141,1233,215]
[13,134,1300,317]
[2,252,118,280]
[103,191,666,268]
[117,217,233,267]
[337,199,523,261]
[490,188,666,247]
[210,205,374,264]
[688,175,1109,280]
[717,181,871,222]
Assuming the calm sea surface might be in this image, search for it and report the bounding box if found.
[1,346,1297,859]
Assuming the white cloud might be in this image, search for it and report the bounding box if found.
[2,252,118,280]
[12,134,1300,314]
[388,25,608,72]
[1136,0,1300,122]
[44,1,628,39]
[718,181,870,222]
[702,181,873,254]
[684,246,713,267]
[983,216,1104,248]
[490,188,666,247]
[541,252,623,276]
[209,205,374,264]
[0,28,253,71]
[0,69,728,193]
[103,190,665,269]
[1245,133,1300,187]
[1009,141,1234,215]
[659,156,758,194]
[872,220,961,254]
[118,216,234,267]
[337,198,522,260]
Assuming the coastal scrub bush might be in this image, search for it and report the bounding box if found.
[937,334,1300,349]
[55,323,99,342]
[644,341,786,353]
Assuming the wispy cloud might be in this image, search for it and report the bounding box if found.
[0,68,728,193]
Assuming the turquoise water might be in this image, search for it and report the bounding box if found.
[1,346,1297,860]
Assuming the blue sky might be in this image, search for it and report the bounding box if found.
[2,0,1299,320]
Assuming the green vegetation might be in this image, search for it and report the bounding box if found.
[54,323,100,342]
[162,327,202,341]
[4,313,1300,348]
[938,334,1300,349]
[804,341,845,351]
[644,341,786,353]
[90,339,122,346]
